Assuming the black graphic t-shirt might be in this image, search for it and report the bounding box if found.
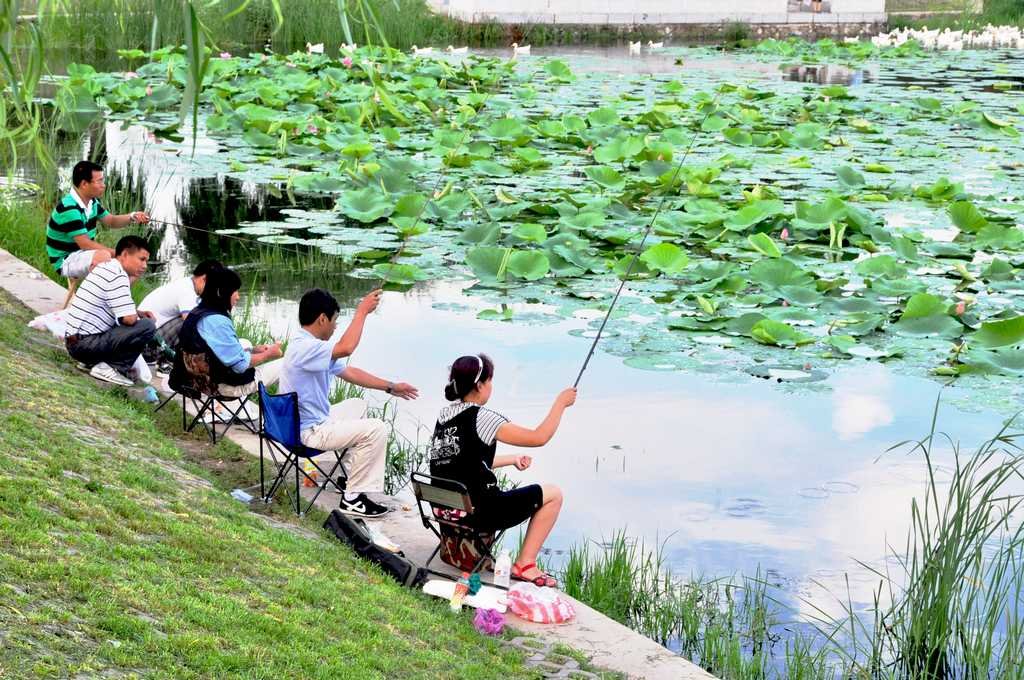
[428,404,508,503]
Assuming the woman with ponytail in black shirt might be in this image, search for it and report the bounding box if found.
[429,353,576,588]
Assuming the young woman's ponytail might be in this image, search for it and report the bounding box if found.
[445,353,494,401]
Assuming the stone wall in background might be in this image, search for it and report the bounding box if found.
[440,0,887,24]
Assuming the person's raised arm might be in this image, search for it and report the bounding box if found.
[100,211,150,229]
[339,366,418,399]
[495,387,577,448]
[331,289,381,359]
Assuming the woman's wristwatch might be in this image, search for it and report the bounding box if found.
[385,381,394,394]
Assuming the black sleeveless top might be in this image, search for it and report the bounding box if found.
[170,303,255,390]
[429,405,499,503]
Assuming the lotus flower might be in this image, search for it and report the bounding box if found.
[780,228,790,241]
[955,301,966,316]
[124,71,137,79]
[585,145,593,155]
[473,608,505,636]
[220,52,232,59]
[342,56,353,68]
[307,125,319,135]
[145,85,153,96]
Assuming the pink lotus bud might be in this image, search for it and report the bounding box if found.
[780,228,790,241]
[782,300,790,307]
[124,71,138,79]
[803,363,812,371]
[307,124,319,135]
[585,145,593,154]
[220,52,232,59]
[145,85,153,96]
[656,154,664,161]
[955,301,966,316]
[342,56,353,68]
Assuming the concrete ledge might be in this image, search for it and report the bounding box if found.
[0,245,716,680]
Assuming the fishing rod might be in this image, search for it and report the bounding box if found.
[572,91,723,389]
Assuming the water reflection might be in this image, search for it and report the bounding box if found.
[783,63,871,85]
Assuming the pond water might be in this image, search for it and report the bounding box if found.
[29,42,1024,634]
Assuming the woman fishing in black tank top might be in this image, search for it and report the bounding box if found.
[429,353,576,588]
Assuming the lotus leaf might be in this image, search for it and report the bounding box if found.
[855,255,907,280]
[584,166,626,192]
[639,244,690,276]
[507,251,550,281]
[747,233,781,258]
[973,316,1024,348]
[750,319,814,347]
[338,188,394,223]
[372,263,429,284]
[949,201,989,233]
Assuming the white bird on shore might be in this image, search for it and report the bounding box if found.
[411,45,433,56]
[628,40,641,55]
[306,42,324,54]
[872,23,1022,51]
[340,42,357,53]
[512,42,531,56]
[647,40,664,49]
[446,45,468,54]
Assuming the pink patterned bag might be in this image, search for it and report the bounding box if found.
[507,583,576,624]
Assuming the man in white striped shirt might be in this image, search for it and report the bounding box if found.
[65,235,156,386]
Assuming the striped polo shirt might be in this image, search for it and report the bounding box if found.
[46,190,109,271]
[65,259,136,337]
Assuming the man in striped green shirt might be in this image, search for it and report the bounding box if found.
[46,160,151,280]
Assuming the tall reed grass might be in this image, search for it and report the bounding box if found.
[34,0,507,54]
[563,406,1024,679]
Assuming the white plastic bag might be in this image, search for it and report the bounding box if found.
[28,310,69,339]
[507,582,575,624]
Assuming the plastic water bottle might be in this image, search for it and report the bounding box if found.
[450,572,470,611]
[302,459,318,488]
[494,550,511,590]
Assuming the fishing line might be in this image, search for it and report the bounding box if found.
[148,218,320,261]
[572,91,723,389]
[370,78,499,290]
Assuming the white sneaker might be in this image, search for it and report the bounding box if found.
[89,362,134,387]
[216,400,258,423]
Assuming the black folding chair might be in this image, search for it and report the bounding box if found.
[156,381,256,444]
[411,471,506,580]
[258,383,348,516]
[160,352,258,444]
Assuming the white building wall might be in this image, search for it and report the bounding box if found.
[445,0,886,23]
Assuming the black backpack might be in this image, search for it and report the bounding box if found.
[323,510,428,589]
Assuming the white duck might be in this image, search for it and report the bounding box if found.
[306,42,324,54]
[340,42,357,53]
[446,45,469,54]
[628,40,641,55]
[411,45,434,56]
[512,42,531,56]
[647,40,664,49]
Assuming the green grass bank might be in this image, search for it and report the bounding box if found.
[0,289,538,678]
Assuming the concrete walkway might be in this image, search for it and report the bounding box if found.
[0,246,715,680]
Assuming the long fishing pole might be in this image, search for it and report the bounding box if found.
[572,91,723,389]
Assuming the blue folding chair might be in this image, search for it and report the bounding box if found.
[258,383,348,516]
